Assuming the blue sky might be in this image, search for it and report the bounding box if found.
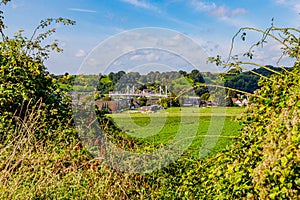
[2,0,300,74]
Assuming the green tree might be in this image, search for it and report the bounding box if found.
[188,69,205,83]
[157,93,180,109]
[200,92,210,101]
[0,0,76,137]
[139,96,147,107]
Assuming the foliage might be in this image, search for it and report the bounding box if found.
[95,68,282,107]
[157,94,180,108]
[199,25,300,199]
[224,65,287,93]
[164,65,299,199]
[0,1,76,141]
[97,70,207,95]
[1,1,299,198]
[97,74,116,96]
[188,69,205,83]
[139,95,147,106]
[0,104,145,199]
[101,95,112,101]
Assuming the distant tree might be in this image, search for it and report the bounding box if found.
[188,69,205,83]
[179,70,187,76]
[200,92,210,101]
[157,93,180,109]
[224,66,285,93]
[139,96,147,107]
[97,75,113,95]
[101,95,111,101]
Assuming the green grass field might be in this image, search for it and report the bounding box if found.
[108,107,244,158]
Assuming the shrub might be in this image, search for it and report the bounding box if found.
[0,2,75,140]
[175,26,300,199]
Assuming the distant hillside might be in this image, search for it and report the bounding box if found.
[60,65,290,101]
[223,65,290,93]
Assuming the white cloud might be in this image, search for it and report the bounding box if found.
[145,52,160,62]
[230,8,247,17]
[120,0,160,12]
[196,4,249,27]
[187,1,248,27]
[209,5,247,18]
[188,1,247,18]
[68,8,97,13]
[121,45,135,53]
[75,49,86,57]
[86,58,97,67]
[130,54,142,61]
[275,0,300,13]
[189,0,216,11]
[209,5,227,17]
[129,51,159,62]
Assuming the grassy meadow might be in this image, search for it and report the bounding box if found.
[108,107,244,158]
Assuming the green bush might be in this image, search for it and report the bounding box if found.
[0,3,75,140]
[193,65,299,199]
[157,94,180,109]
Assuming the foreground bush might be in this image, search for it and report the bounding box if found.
[164,65,299,199]
[147,27,300,199]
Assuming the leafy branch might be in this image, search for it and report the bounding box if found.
[208,24,300,88]
[0,0,75,61]
[25,18,76,60]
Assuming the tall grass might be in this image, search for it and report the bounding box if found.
[0,100,150,199]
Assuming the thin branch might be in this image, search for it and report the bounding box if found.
[233,65,271,80]
[275,53,293,74]
[0,27,6,41]
[237,61,283,75]
[227,26,295,65]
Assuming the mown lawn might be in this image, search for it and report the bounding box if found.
[108,107,244,158]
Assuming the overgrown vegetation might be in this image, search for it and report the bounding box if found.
[0,1,299,199]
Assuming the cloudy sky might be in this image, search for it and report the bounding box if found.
[2,0,300,74]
